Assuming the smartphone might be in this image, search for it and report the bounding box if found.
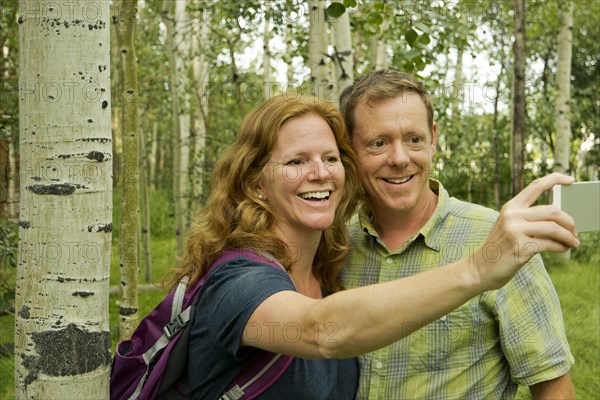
[552,181,600,232]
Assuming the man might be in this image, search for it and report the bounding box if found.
[339,69,574,399]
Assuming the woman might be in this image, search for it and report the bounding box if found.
[168,95,578,399]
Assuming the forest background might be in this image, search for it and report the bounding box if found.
[0,0,598,398]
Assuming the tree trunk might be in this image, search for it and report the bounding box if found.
[262,2,272,100]
[175,0,191,252]
[331,10,354,103]
[191,2,209,204]
[308,0,333,98]
[511,0,526,196]
[15,0,112,397]
[553,1,573,175]
[116,0,141,340]
[140,125,152,283]
[162,0,184,254]
[370,19,389,70]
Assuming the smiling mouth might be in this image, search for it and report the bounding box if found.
[298,191,331,201]
[382,175,412,184]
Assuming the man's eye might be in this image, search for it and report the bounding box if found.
[410,136,422,144]
[372,140,385,148]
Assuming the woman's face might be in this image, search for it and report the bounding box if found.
[258,112,345,240]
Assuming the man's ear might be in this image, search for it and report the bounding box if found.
[430,121,438,154]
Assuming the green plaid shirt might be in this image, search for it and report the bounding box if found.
[342,180,574,400]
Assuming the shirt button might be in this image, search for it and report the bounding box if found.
[375,362,383,369]
[386,258,393,264]
[440,315,447,321]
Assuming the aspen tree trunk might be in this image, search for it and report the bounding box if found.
[162,0,184,254]
[308,0,333,99]
[191,3,209,204]
[116,0,141,339]
[15,1,112,397]
[447,45,464,157]
[331,10,354,103]
[111,4,122,187]
[262,2,272,101]
[174,0,191,253]
[553,1,573,175]
[139,126,152,283]
[8,140,19,219]
[370,19,389,70]
[511,0,526,196]
[285,6,295,87]
[149,119,158,190]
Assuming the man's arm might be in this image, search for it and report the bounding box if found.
[529,372,575,399]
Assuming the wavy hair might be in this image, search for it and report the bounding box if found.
[166,95,361,293]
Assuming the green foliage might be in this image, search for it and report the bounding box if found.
[0,220,17,315]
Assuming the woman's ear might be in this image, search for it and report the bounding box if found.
[255,180,267,201]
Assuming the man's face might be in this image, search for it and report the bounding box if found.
[351,94,437,218]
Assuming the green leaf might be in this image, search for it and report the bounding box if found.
[419,33,431,44]
[368,12,384,26]
[405,29,418,46]
[326,2,346,18]
[343,0,357,8]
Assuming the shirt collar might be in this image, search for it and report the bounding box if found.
[358,179,449,252]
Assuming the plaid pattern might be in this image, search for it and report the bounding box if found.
[342,180,574,400]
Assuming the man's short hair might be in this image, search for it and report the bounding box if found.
[339,69,434,137]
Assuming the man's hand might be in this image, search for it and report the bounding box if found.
[474,173,580,291]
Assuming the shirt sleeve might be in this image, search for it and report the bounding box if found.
[493,254,574,385]
[196,257,296,360]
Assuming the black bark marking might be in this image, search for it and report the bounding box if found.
[97,223,112,233]
[102,100,109,109]
[87,223,112,233]
[22,324,110,387]
[120,307,137,316]
[18,306,31,319]
[26,183,87,195]
[18,16,24,24]
[18,220,31,229]
[86,151,105,162]
[72,291,94,298]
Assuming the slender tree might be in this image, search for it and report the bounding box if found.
[15,0,112,397]
[553,1,573,175]
[308,0,333,98]
[331,8,354,102]
[116,0,141,339]
[191,2,209,204]
[511,0,526,196]
[262,2,272,101]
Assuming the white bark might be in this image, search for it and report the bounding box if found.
[370,19,389,70]
[191,3,209,203]
[308,0,333,98]
[174,0,191,252]
[331,10,354,102]
[15,0,112,397]
[262,2,272,100]
[553,1,573,175]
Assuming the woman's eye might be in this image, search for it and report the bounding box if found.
[286,159,303,166]
[325,156,339,163]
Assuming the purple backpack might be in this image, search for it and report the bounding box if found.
[110,249,294,400]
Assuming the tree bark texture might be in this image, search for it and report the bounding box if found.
[15,0,112,397]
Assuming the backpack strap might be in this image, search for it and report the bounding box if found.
[216,249,295,400]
